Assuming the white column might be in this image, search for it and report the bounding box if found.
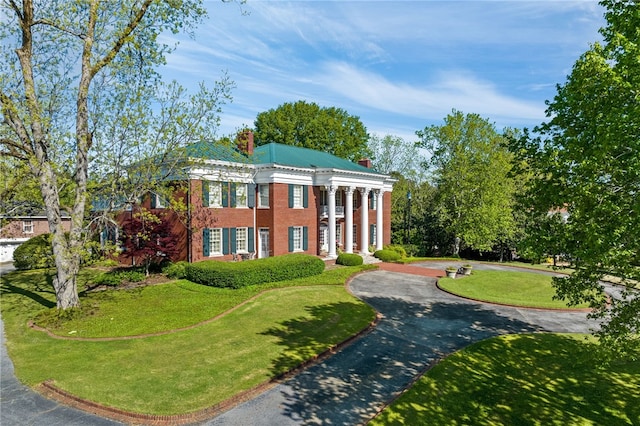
[344,187,354,253]
[359,187,370,255]
[376,189,384,251]
[327,185,337,258]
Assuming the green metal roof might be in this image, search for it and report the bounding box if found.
[253,143,378,173]
[186,140,249,163]
[187,141,381,174]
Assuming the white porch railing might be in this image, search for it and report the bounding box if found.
[320,205,345,217]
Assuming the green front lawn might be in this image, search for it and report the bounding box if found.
[438,270,591,309]
[372,333,640,425]
[0,265,376,415]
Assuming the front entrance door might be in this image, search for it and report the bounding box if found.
[259,228,269,258]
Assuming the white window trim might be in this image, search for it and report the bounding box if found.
[235,184,248,208]
[209,228,223,256]
[236,227,248,253]
[293,185,303,208]
[23,220,34,234]
[154,192,166,209]
[209,182,222,208]
[293,226,303,252]
[258,184,270,208]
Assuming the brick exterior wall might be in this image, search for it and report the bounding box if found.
[0,217,70,239]
[116,180,392,265]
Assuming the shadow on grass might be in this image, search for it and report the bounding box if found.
[372,333,640,425]
[0,271,56,310]
[261,301,374,376]
[263,296,554,425]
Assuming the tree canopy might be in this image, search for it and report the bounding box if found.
[417,110,517,256]
[253,100,370,161]
[368,133,426,179]
[1,0,233,309]
[511,0,639,361]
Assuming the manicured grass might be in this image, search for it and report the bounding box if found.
[438,270,591,309]
[502,260,575,274]
[0,265,376,415]
[371,333,640,425]
[30,264,376,338]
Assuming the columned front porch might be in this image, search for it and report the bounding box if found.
[322,185,385,258]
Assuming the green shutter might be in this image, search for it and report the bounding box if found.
[222,182,229,207]
[303,226,308,251]
[248,227,254,252]
[203,228,210,257]
[230,182,237,207]
[288,184,294,208]
[231,228,237,253]
[369,193,375,210]
[150,193,156,209]
[288,227,294,252]
[303,186,309,208]
[222,228,229,255]
[247,184,256,208]
[202,181,209,207]
[370,224,375,245]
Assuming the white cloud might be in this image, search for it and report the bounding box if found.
[313,62,545,122]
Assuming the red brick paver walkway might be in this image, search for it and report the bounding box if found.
[377,262,445,278]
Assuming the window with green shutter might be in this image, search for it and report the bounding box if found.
[203,228,210,256]
[303,226,308,251]
[230,227,237,253]
[370,224,377,246]
[288,226,294,252]
[222,182,229,207]
[202,181,210,207]
[222,228,230,254]
[248,227,254,252]
[288,184,294,208]
[303,185,309,208]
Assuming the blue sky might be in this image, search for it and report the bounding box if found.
[160,1,605,142]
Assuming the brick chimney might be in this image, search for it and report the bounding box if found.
[358,158,372,168]
[237,130,254,155]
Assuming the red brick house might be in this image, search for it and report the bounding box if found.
[131,135,395,263]
[0,210,71,263]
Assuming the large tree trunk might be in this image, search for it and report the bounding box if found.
[52,255,80,309]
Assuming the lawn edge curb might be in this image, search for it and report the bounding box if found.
[35,312,382,425]
[31,267,383,425]
[435,280,593,312]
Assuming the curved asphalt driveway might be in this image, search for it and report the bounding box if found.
[205,268,593,426]
[1,264,595,426]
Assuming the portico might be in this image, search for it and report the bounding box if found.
[324,184,387,259]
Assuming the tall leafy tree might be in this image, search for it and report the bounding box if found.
[253,100,370,161]
[368,133,427,180]
[417,110,517,256]
[1,0,233,309]
[512,0,639,361]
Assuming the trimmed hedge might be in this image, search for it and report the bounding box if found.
[13,234,54,270]
[163,261,189,279]
[185,254,325,288]
[336,253,363,266]
[373,249,401,262]
[384,244,407,258]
